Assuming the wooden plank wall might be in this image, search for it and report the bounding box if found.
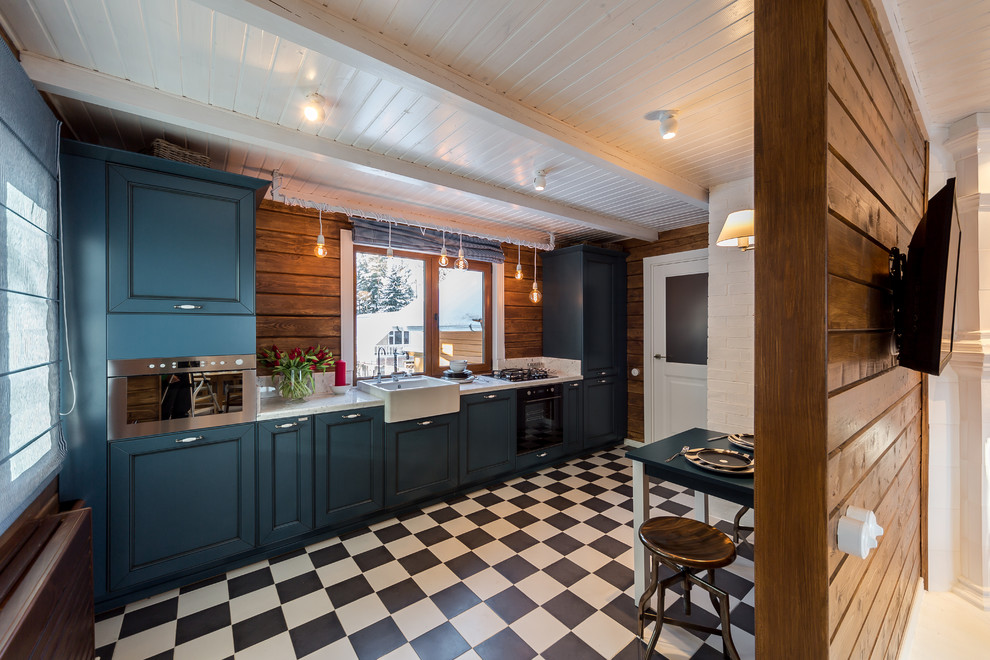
[824,0,925,657]
[501,244,542,360]
[756,0,926,657]
[255,201,349,359]
[622,224,708,440]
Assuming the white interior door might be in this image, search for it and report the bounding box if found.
[645,251,708,441]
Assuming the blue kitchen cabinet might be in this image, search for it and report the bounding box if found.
[314,407,385,528]
[563,380,584,454]
[583,375,624,448]
[106,161,265,315]
[258,416,314,545]
[385,413,459,507]
[459,390,516,485]
[108,424,256,591]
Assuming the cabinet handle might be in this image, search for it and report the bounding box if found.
[173,304,203,310]
[600,379,607,384]
[275,422,297,429]
[537,451,548,458]
[570,383,580,388]
[417,420,433,426]
[175,436,203,443]
[483,394,497,399]
[342,413,362,419]
[600,371,607,375]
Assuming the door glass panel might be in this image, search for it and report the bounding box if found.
[666,273,708,365]
[356,253,425,376]
[438,268,484,368]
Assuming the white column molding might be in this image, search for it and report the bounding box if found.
[941,114,990,610]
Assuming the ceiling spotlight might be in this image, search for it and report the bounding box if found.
[533,170,547,191]
[658,111,678,140]
[303,92,326,122]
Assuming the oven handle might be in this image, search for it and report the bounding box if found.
[520,395,563,404]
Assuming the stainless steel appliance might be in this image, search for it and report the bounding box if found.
[517,383,563,456]
[108,355,257,440]
[492,367,550,382]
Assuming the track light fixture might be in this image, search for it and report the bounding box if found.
[658,110,678,140]
[533,170,547,191]
[515,244,524,280]
[303,92,326,122]
[314,209,328,258]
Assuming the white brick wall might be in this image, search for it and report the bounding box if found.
[707,178,755,433]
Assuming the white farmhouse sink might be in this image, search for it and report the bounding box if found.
[357,376,461,423]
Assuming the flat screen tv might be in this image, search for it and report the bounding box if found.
[895,178,961,376]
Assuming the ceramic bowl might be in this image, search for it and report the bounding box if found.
[330,384,352,395]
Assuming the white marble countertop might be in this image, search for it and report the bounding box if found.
[256,373,583,420]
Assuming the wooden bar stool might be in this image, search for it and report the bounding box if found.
[636,516,740,659]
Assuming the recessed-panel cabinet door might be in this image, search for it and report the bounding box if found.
[563,380,584,454]
[108,424,255,591]
[314,408,385,529]
[258,417,314,545]
[385,413,459,507]
[107,164,256,314]
[459,390,515,485]
[584,376,620,448]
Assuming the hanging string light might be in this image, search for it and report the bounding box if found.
[314,209,328,258]
[455,233,468,270]
[439,230,449,267]
[515,244,524,280]
[529,248,542,303]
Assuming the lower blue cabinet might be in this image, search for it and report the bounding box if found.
[257,416,314,545]
[584,375,622,448]
[459,390,516,485]
[563,380,583,454]
[108,424,256,591]
[314,407,385,528]
[385,413,459,507]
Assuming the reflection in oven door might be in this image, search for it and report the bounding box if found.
[124,372,246,424]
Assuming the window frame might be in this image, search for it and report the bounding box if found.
[354,245,492,378]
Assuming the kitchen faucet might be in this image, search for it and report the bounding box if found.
[375,346,388,383]
[390,350,409,382]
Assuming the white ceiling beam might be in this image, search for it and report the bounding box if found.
[22,53,658,241]
[197,0,709,209]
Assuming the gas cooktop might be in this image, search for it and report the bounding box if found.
[490,368,550,382]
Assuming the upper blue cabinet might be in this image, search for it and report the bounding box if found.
[62,141,269,315]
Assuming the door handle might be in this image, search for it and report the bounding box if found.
[175,435,203,443]
[173,304,203,310]
[275,422,297,429]
[342,413,362,419]
[654,354,666,359]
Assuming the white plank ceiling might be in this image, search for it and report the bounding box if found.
[0,0,984,243]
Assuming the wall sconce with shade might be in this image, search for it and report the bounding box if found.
[716,209,755,251]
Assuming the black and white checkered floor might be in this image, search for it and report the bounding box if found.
[95,447,755,660]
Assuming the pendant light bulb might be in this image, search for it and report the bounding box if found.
[455,233,468,270]
[533,169,547,191]
[514,244,524,279]
[315,209,328,258]
[529,249,541,303]
[303,92,326,122]
[439,230,449,267]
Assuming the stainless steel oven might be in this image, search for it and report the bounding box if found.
[516,383,563,456]
[108,355,257,440]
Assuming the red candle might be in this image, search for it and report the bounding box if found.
[334,360,347,386]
